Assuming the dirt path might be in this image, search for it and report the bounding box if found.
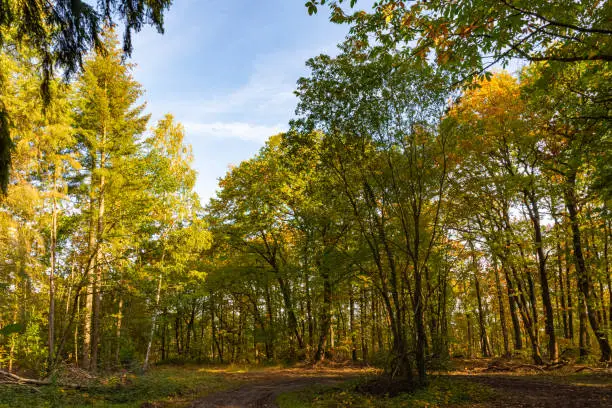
[189,367,611,408]
[459,374,612,408]
[190,367,365,408]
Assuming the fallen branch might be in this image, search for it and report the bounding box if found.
[0,369,84,388]
[485,362,545,372]
[544,361,568,371]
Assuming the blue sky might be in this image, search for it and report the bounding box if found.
[129,0,353,204]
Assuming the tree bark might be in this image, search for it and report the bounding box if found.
[314,267,332,361]
[349,287,357,362]
[493,258,510,357]
[143,272,163,370]
[565,172,612,361]
[523,193,558,362]
[473,258,491,358]
[47,175,57,369]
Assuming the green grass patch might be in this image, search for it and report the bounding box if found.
[0,365,240,408]
[277,376,496,408]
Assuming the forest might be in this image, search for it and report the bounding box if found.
[0,1,610,407]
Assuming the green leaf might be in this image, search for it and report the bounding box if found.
[0,323,24,336]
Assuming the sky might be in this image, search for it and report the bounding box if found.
[129,0,354,204]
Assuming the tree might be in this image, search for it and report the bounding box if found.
[0,0,173,194]
[73,30,149,371]
[208,136,308,355]
[447,72,559,363]
[293,40,455,383]
[309,1,612,66]
[141,114,209,370]
[522,61,611,361]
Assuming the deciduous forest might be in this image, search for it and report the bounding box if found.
[0,1,610,407]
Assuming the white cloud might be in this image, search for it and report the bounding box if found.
[183,121,286,143]
[144,42,340,126]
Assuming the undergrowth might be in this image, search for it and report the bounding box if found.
[0,365,239,408]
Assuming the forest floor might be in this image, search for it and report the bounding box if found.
[0,360,610,407]
[191,364,371,408]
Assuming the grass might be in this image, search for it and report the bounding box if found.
[0,365,244,408]
[277,376,496,408]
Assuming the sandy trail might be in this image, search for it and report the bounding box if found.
[189,367,365,408]
[459,374,612,408]
[189,366,612,408]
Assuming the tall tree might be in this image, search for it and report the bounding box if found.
[73,30,148,371]
[0,0,173,194]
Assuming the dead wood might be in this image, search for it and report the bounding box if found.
[0,369,84,388]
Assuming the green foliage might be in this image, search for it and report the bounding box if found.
[0,323,23,336]
[0,0,610,385]
[0,0,173,193]
[311,1,611,70]
[0,365,237,407]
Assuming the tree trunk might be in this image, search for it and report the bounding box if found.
[48,178,57,369]
[466,313,473,358]
[579,294,589,357]
[504,266,523,351]
[115,297,123,366]
[524,192,558,362]
[474,262,491,358]
[565,173,612,361]
[314,268,332,361]
[349,287,357,362]
[360,288,368,362]
[143,272,163,370]
[605,218,612,327]
[507,261,543,364]
[557,242,569,339]
[306,275,314,350]
[414,264,427,382]
[565,239,575,342]
[90,129,107,372]
[493,258,510,357]
[82,181,97,370]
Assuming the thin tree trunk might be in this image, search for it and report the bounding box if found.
[557,242,569,339]
[314,267,332,361]
[90,170,105,372]
[350,287,357,362]
[504,265,523,351]
[143,272,163,370]
[493,258,510,357]
[48,178,57,368]
[605,218,612,327]
[507,260,543,364]
[360,287,368,363]
[524,193,558,362]
[115,297,123,366]
[579,294,589,357]
[306,275,314,350]
[89,120,107,372]
[565,239,575,342]
[474,262,491,358]
[565,173,612,361]
[82,186,97,370]
[466,313,473,359]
